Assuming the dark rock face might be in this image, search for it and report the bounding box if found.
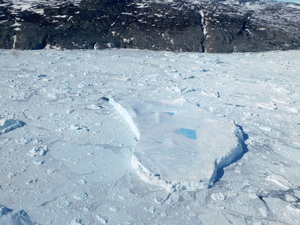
[0,4,15,49]
[42,0,204,51]
[0,0,299,53]
[201,3,300,53]
[14,11,49,49]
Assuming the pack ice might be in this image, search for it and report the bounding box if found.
[110,98,246,191]
[1,49,299,225]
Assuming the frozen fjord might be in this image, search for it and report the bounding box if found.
[0,49,299,224]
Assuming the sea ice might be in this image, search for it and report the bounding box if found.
[0,49,299,224]
[110,98,246,191]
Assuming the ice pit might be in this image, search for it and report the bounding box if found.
[109,98,246,192]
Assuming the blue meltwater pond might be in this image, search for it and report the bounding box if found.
[176,128,197,140]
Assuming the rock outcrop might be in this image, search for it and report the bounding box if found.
[0,0,299,52]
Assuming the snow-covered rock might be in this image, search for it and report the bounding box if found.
[0,0,299,52]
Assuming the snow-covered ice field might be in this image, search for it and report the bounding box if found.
[0,49,299,224]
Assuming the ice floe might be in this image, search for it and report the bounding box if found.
[110,98,247,191]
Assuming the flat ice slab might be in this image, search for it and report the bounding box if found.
[110,98,245,191]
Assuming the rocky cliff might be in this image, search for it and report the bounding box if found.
[0,0,299,53]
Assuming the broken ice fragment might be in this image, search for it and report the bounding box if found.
[16,137,32,145]
[0,205,12,217]
[86,104,103,110]
[8,172,19,178]
[57,201,71,209]
[69,124,89,131]
[149,206,156,213]
[0,205,38,225]
[37,74,47,78]
[96,215,108,224]
[0,118,25,135]
[33,160,45,165]
[27,146,48,157]
[211,193,227,201]
[71,219,84,225]
[73,192,88,200]
[101,97,109,102]
[11,210,39,225]
[26,178,38,185]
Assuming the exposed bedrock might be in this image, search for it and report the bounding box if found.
[0,0,299,52]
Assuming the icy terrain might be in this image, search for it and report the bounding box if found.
[109,98,246,191]
[0,49,299,224]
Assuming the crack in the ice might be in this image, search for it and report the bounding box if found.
[162,193,172,204]
[257,187,300,209]
[13,90,38,103]
[40,196,60,207]
[258,194,271,210]
[209,123,249,188]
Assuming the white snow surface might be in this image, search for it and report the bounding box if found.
[0,49,300,224]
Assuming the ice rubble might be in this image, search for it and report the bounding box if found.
[0,118,25,135]
[0,205,38,225]
[109,98,246,191]
[0,49,299,224]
